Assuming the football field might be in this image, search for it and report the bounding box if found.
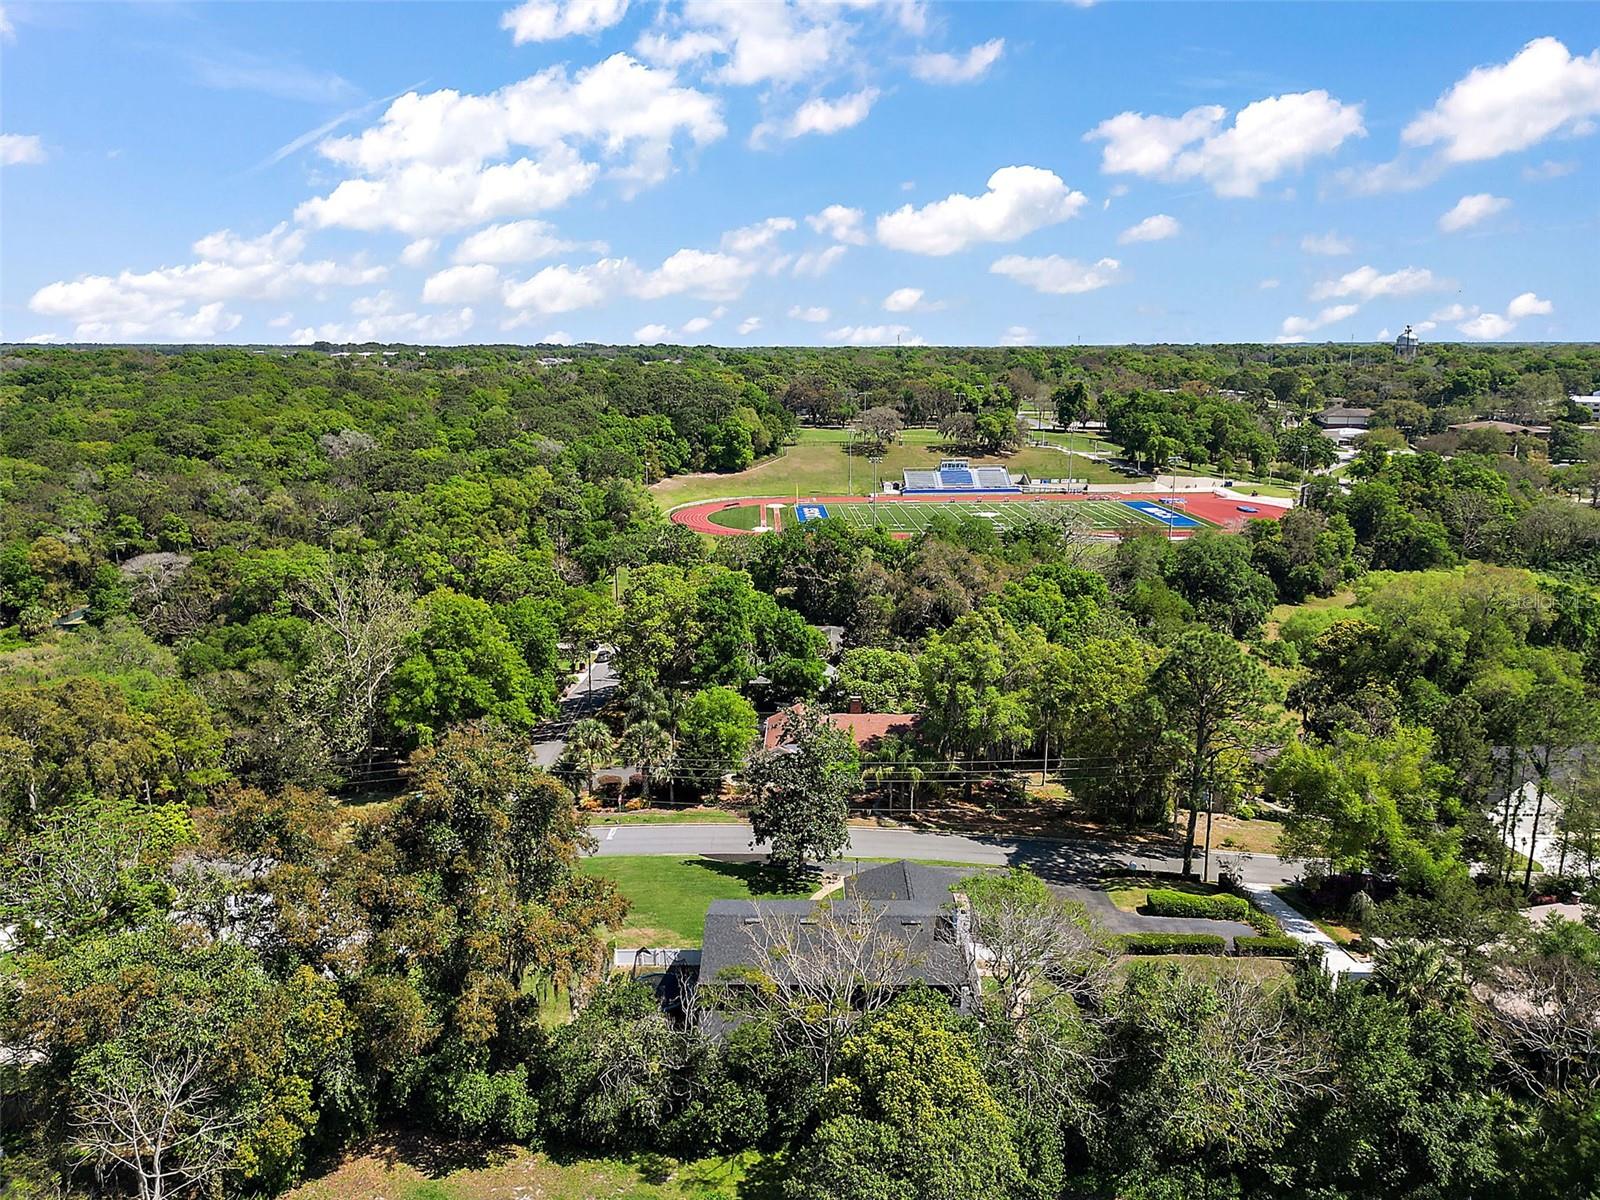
[710,496,1208,535]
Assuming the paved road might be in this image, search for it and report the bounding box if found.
[586,821,1302,889]
[533,653,620,767]
[586,821,1374,974]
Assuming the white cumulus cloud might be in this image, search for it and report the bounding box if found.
[720,216,796,255]
[737,315,762,335]
[292,294,475,344]
[400,238,438,267]
[1086,90,1365,197]
[1403,37,1600,163]
[422,263,502,303]
[1459,312,1514,340]
[999,325,1035,346]
[1117,214,1180,244]
[0,133,45,165]
[1454,292,1554,339]
[1278,303,1361,341]
[1507,291,1553,319]
[1311,265,1442,301]
[876,165,1087,256]
[883,287,924,312]
[911,38,1005,84]
[455,219,582,263]
[501,0,629,44]
[825,323,924,345]
[789,305,830,322]
[990,254,1121,295]
[806,204,868,245]
[297,54,725,234]
[633,322,671,342]
[762,88,879,142]
[1438,193,1511,233]
[29,224,385,340]
[792,244,848,277]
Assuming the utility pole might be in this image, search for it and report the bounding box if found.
[1202,787,1215,883]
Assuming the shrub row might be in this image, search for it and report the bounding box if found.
[1233,935,1303,958]
[1116,933,1227,956]
[1143,888,1276,934]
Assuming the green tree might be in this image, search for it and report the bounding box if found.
[789,999,1024,1200]
[918,611,1036,801]
[1150,631,1280,877]
[1271,724,1465,889]
[563,717,616,801]
[677,685,758,793]
[618,719,674,804]
[1165,532,1278,637]
[386,588,554,740]
[747,705,859,876]
[833,647,921,712]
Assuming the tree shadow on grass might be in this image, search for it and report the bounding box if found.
[736,1151,794,1200]
[354,1129,514,1178]
[696,855,816,897]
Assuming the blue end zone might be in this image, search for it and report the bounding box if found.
[796,503,830,522]
[1122,500,1199,528]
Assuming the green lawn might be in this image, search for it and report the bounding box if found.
[1105,875,1223,913]
[579,856,813,947]
[651,427,1130,509]
[587,808,744,825]
[288,1144,770,1200]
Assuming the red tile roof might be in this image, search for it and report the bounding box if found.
[762,705,919,751]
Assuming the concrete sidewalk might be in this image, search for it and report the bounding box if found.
[1245,885,1370,979]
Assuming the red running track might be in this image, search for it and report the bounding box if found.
[670,491,1290,537]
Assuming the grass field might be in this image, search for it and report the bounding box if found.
[586,808,744,825]
[708,496,1209,536]
[650,427,1134,508]
[578,856,813,946]
[288,1143,768,1200]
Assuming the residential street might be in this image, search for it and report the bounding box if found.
[586,820,1301,889]
[587,820,1369,975]
[532,652,619,767]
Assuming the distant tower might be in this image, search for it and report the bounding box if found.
[1395,324,1419,362]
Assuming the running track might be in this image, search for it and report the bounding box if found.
[671,491,1289,537]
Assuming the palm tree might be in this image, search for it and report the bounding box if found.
[1373,938,1464,1012]
[619,720,674,806]
[564,718,615,803]
[624,685,687,803]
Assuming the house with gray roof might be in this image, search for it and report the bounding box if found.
[695,861,980,1022]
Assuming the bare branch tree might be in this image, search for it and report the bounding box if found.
[71,1045,247,1200]
[701,900,930,1081]
[1477,952,1600,1100]
[962,874,1114,1022]
[294,563,416,768]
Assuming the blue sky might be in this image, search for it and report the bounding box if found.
[2,1,1596,346]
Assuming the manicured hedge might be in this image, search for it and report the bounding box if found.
[1144,888,1250,920]
[1143,888,1276,934]
[1233,935,1303,958]
[1116,932,1227,956]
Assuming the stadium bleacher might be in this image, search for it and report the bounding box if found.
[901,459,1019,493]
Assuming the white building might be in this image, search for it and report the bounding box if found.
[1570,394,1600,421]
